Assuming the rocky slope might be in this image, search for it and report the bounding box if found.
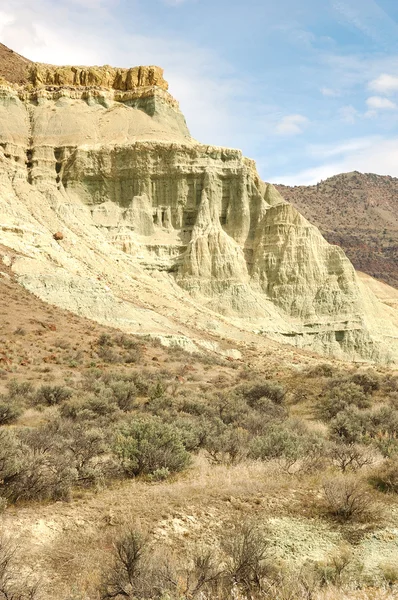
[1,46,398,363]
[276,172,398,288]
[0,43,31,85]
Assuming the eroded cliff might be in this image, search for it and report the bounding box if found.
[0,51,397,362]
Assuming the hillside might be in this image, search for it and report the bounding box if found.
[2,44,398,600]
[2,244,398,600]
[276,172,398,288]
[0,42,31,84]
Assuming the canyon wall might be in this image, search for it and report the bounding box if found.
[0,65,397,362]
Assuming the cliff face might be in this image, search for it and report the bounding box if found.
[1,51,397,362]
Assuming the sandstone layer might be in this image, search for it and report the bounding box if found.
[0,50,397,362]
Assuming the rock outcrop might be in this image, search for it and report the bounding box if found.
[0,48,397,362]
[29,64,169,91]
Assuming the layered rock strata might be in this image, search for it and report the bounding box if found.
[0,55,397,362]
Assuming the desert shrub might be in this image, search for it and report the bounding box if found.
[239,381,286,406]
[369,459,398,494]
[321,475,378,522]
[97,333,113,347]
[6,380,34,399]
[34,384,72,406]
[3,447,77,502]
[124,349,142,364]
[101,523,272,600]
[177,395,213,417]
[103,380,138,412]
[311,546,354,587]
[367,406,398,457]
[241,405,287,436]
[350,369,380,394]
[381,563,398,586]
[0,429,23,485]
[213,393,249,425]
[60,396,119,421]
[329,406,370,444]
[171,415,208,452]
[0,535,39,599]
[100,529,149,600]
[221,521,270,592]
[305,363,336,378]
[144,394,176,416]
[114,417,190,476]
[0,397,22,425]
[316,382,370,421]
[113,334,141,351]
[205,423,250,465]
[249,421,325,471]
[97,346,121,363]
[328,442,374,472]
[61,423,112,485]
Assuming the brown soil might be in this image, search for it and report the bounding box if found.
[0,42,31,85]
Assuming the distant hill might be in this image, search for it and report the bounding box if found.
[0,42,31,84]
[276,171,398,288]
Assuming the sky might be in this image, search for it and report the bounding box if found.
[1,0,398,185]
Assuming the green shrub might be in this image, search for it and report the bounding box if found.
[350,370,380,394]
[316,382,370,421]
[205,423,250,465]
[249,421,324,469]
[114,417,190,476]
[35,385,73,406]
[305,363,336,378]
[240,381,286,406]
[329,406,370,444]
[0,397,22,425]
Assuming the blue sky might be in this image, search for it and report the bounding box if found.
[2,0,398,184]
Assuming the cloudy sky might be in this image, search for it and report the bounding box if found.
[1,0,398,184]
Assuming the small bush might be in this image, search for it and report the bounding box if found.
[7,380,34,399]
[114,417,191,476]
[0,535,39,599]
[305,363,336,378]
[329,406,369,444]
[316,382,370,421]
[369,460,398,494]
[350,370,380,394]
[35,385,73,406]
[328,442,374,472]
[222,521,270,591]
[322,475,378,522]
[240,381,286,406]
[0,397,22,425]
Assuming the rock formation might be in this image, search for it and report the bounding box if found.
[0,46,398,362]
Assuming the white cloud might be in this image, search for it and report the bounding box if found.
[321,87,340,97]
[366,95,397,109]
[339,105,358,123]
[275,114,309,136]
[368,73,398,95]
[274,136,398,185]
[307,137,375,159]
